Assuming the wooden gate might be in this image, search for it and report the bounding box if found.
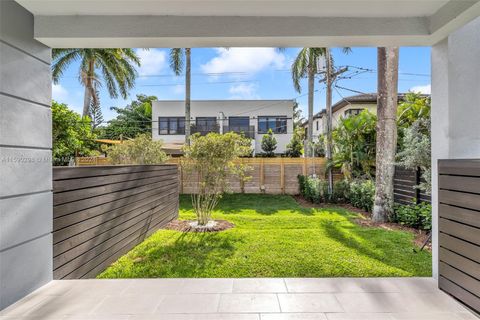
[438,159,480,312]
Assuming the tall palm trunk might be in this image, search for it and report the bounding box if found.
[82,59,95,118]
[373,47,399,222]
[306,65,315,157]
[185,48,191,145]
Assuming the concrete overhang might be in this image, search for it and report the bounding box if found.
[15,0,480,47]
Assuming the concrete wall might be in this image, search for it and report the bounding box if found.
[0,0,52,310]
[152,100,294,154]
[431,16,480,279]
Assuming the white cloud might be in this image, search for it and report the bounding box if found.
[201,48,285,76]
[409,84,431,94]
[52,83,69,101]
[229,83,260,99]
[173,84,184,95]
[136,49,167,76]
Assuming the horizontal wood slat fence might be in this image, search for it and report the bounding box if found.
[76,157,336,195]
[52,165,179,279]
[168,157,336,195]
[438,159,480,313]
[393,166,431,205]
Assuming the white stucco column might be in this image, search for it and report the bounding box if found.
[430,16,480,280]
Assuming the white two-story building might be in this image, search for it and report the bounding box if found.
[152,100,295,155]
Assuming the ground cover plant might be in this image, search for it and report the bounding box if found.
[98,194,431,278]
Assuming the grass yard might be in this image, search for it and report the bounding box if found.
[98,194,431,278]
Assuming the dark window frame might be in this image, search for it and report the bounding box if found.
[257,116,287,134]
[228,116,250,133]
[344,108,363,117]
[195,117,218,134]
[158,117,185,135]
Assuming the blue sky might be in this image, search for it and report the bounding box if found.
[52,47,431,121]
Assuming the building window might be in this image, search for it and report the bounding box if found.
[158,117,185,135]
[228,117,250,133]
[195,117,217,134]
[344,108,363,117]
[258,116,287,134]
[316,121,319,131]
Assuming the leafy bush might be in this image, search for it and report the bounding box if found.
[298,175,325,203]
[394,202,432,230]
[329,180,350,203]
[107,134,168,164]
[349,180,375,212]
[298,175,350,204]
[52,101,97,165]
[183,132,252,225]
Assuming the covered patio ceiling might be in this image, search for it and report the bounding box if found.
[15,0,480,47]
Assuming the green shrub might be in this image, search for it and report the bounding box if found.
[330,180,350,203]
[298,175,349,204]
[298,175,325,203]
[349,180,375,212]
[394,202,432,230]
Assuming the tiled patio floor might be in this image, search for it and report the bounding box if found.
[0,278,477,320]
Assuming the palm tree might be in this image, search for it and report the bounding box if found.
[52,49,140,118]
[169,48,191,144]
[291,48,327,157]
[372,47,399,223]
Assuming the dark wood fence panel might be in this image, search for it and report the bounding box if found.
[393,166,431,205]
[52,165,178,279]
[438,159,480,313]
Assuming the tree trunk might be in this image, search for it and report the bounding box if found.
[373,47,399,222]
[82,85,91,119]
[185,48,191,145]
[82,59,95,118]
[325,48,333,193]
[306,65,315,157]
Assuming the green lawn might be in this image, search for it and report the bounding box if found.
[98,194,431,278]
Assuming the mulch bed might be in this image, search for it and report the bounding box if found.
[294,195,432,251]
[163,219,235,233]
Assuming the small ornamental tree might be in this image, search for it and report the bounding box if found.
[261,129,277,157]
[107,134,168,164]
[396,118,431,193]
[286,128,304,157]
[183,132,252,226]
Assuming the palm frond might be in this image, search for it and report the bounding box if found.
[169,48,184,75]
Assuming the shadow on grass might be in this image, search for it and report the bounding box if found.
[323,221,431,276]
[180,193,317,216]
[119,231,243,278]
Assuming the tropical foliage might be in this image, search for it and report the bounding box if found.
[104,94,156,139]
[52,101,97,165]
[107,134,168,165]
[332,110,377,180]
[397,92,431,128]
[52,49,140,117]
[182,132,252,225]
[291,48,326,156]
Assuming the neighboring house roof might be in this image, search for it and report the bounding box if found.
[301,93,429,127]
